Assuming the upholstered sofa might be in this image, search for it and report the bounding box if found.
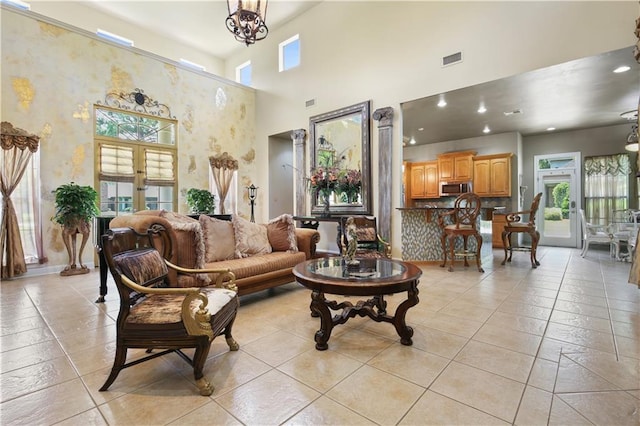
[109,210,320,296]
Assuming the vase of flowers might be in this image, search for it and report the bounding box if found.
[337,168,362,204]
[309,167,338,217]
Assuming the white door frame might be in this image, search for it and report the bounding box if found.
[534,152,581,248]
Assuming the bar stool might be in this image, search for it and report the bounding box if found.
[438,193,484,272]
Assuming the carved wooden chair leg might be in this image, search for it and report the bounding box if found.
[475,233,484,273]
[192,339,213,396]
[448,235,456,272]
[440,233,447,268]
[100,345,127,391]
[463,235,470,267]
[224,319,240,351]
[501,230,509,265]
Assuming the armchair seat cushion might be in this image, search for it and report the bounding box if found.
[127,288,237,325]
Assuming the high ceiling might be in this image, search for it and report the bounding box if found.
[81,0,321,60]
[402,47,639,146]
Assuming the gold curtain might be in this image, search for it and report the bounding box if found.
[1,122,40,279]
[209,152,238,215]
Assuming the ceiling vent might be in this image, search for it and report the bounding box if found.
[305,98,315,108]
[503,109,523,116]
[442,52,463,67]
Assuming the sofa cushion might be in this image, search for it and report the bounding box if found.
[204,251,306,280]
[266,214,298,253]
[158,210,207,282]
[199,215,236,262]
[232,215,272,258]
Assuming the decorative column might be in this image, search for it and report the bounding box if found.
[373,107,394,244]
[291,129,307,217]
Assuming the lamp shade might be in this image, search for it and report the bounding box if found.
[625,123,639,152]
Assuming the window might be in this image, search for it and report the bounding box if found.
[279,34,300,72]
[236,61,252,86]
[584,154,630,225]
[95,105,177,215]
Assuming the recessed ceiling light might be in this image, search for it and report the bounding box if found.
[483,125,490,134]
[613,65,631,73]
[409,137,416,145]
[477,105,487,114]
[546,127,556,131]
[503,109,522,116]
[418,127,424,131]
[437,99,447,108]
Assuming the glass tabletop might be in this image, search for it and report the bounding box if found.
[307,257,406,280]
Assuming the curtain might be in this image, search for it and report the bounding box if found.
[209,152,238,214]
[584,154,630,226]
[1,122,40,279]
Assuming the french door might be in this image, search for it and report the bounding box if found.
[535,153,581,248]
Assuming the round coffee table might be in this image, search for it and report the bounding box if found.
[293,257,422,350]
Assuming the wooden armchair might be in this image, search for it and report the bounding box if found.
[339,216,391,259]
[100,225,239,396]
[501,192,542,268]
[438,193,484,272]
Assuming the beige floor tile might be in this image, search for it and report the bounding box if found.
[240,329,312,367]
[399,390,509,425]
[556,290,607,307]
[558,390,640,425]
[0,315,47,337]
[168,400,242,425]
[613,320,640,340]
[554,300,611,320]
[56,324,117,354]
[44,313,115,338]
[325,328,395,363]
[439,299,497,322]
[506,293,556,309]
[514,386,553,425]
[563,352,640,390]
[67,341,122,376]
[326,364,424,425]
[528,357,559,392]
[537,337,598,362]
[98,375,211,425]
[410,310,484,338]
[0,378,96,425]
[609,307,640,324]
[217,312,281,346]
[474,323,542,356]
[616,335,640,360]
[555,354,619,393]
[608,299,639,313]
[284,395,377,425]
[0,326,56,352]
[550,309,613,333]
[454,340,535,383]
[498,300,552,321]
[512,286,559,300]
[430,361,525,422]
[199,350,272,397]
[369,344,450,388]
[486,310,548,336]
[560,283,606,298]
[215,369,320,425]
[1,356,78,402]
[278,348,363,393]
[0,339,66,373]
[55,408,108,426]
[409,324,469,359]
[545,322,615,354]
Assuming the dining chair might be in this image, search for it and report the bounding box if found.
[501,192,542,268]
[438,193,484,272]
[579,209,616,258]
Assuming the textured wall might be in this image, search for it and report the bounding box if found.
[1,10,256,270]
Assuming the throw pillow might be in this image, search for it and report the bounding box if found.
[232,215,272,258]
[199,215,236,262]
[266,214,298,252]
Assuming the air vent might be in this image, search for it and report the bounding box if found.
[305,99,315,108]
[442,52,463,67]
[503,109,523,116]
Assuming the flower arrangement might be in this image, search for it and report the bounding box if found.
[308,166,339,198]
[337,169,362,203]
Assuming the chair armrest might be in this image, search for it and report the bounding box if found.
[376,234,391,257]
[165,260,238,292]
[120,273,201,295]
[505,209,532,224]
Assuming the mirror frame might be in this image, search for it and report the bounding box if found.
[309,100,371,215]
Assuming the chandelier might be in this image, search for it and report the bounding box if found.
[226,0,269,46]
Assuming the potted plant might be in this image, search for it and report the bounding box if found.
[186,188,216,214]
[52,182,100,276]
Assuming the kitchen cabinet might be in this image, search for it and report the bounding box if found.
[437,151,474,182]
[473,153,512,197]
[492,212,506,248]
[410,161,439,198]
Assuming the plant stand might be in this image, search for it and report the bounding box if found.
[60,218,91,276]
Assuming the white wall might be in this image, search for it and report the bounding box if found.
[225,1,637,257]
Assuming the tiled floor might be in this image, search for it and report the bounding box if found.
[1,246,639,425]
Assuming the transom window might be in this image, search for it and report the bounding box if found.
[236,60,252,86]
[279,34,300,72]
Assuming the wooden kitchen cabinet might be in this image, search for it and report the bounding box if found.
[438,151,475,182]
[492,212,506,248]
[473,153,512,197]
[410,161,439,198]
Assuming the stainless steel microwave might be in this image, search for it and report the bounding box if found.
[440,182,472,196]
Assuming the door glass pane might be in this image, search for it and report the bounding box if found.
[543,178,571,238]
[145,185,173,211]
[99,181,134,215]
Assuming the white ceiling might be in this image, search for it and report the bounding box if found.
[82,0,321,60]
[402,47,639,146]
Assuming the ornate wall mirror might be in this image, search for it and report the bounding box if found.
[310,100,371,215]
